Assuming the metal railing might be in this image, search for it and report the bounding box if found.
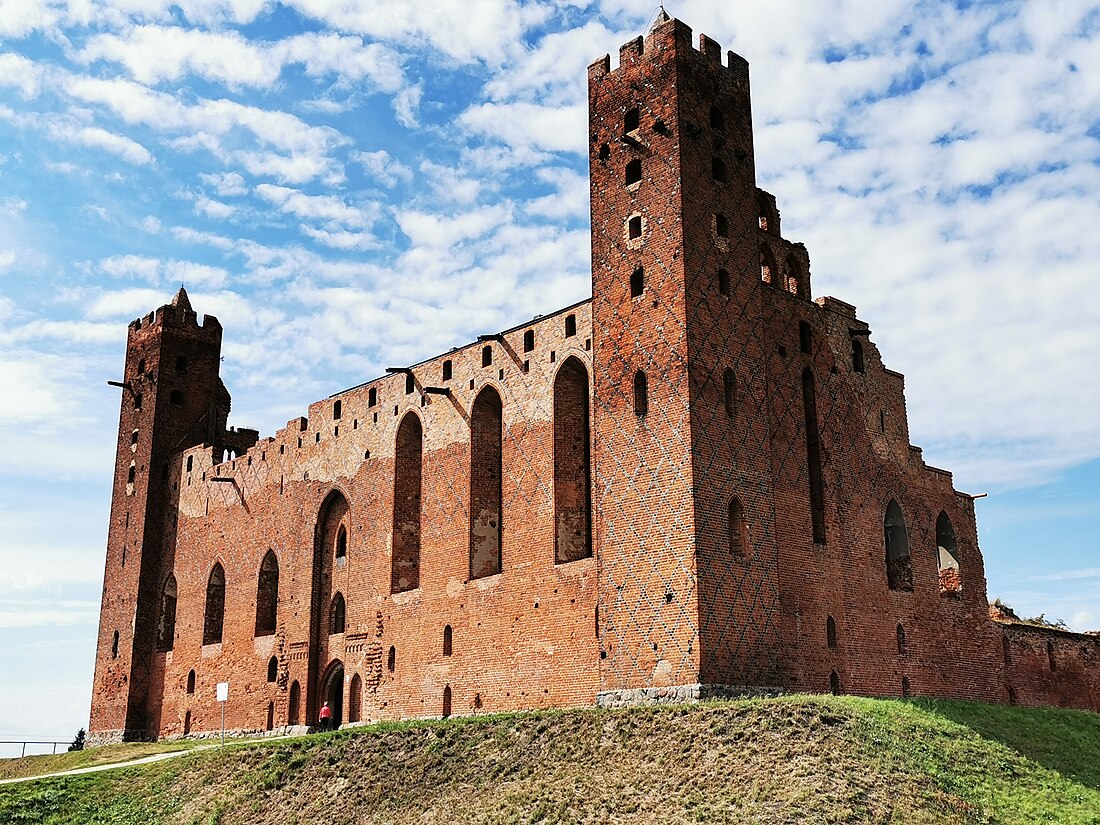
[0,740,70,758]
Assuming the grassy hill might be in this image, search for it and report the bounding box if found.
[2,695,1099,824]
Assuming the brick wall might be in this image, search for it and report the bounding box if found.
[90,15,1099,742]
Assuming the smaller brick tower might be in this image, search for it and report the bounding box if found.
[90,289,249,742]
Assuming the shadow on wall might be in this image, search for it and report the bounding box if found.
[912,698,1100,792]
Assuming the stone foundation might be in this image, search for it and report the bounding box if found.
[596,684,785,709]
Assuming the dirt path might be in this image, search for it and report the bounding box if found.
[0,734,301,786]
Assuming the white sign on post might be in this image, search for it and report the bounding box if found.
[216,681,229,745]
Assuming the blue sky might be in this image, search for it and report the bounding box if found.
[0,0,1097,752]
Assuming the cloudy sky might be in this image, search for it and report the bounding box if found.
[0,0,1097,751]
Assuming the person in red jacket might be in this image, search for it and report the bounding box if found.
[318,701,333,732]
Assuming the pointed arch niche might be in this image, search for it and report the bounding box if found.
[391,413,423,593]
[203,563,225,645]
[470,387,503,579]
[254,550,279,637]
[936,511,962,594]
[884,500,912,591]
[554,357,592,564]
[157,574,177,651]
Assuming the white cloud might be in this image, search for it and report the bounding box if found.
[393,82,422,128]
[302,227,380,251]
[170,225,235,251]
[99,254,161,283]
[194,195,235,219]
[86,287,170,319]
[48,123,154,165]
[395,204,511,248]
[96,255,229,288]
[79,25,280,87]
[255,183,378,230]
[281,0,539,64]
[525,166,588,219]
[78,26,409,93]
[0,53,46,98]
[0,0,61,38]
[351,149,413,188]
[419,160,481,204]
[485,20,622,105]
[66,77,349,183]
[459,101,586,154]
[200,171,248,197]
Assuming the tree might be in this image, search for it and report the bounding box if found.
[68,727,86,752]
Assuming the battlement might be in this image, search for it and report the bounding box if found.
[587,14,748,82]
[128,288,222,339]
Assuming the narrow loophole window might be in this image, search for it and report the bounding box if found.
[368,387,377,407]
[799,321,812,354]
[712,157,726,182]
[523,330,534,352]
[728,497,746,556]
[170,390,183,406]
[628,215,642,240]
[715,214,728,237]
[565,314,577,337]
[405,373,415,394]
[625,158,642,186]
[387,646,396,672]
[630,267,644,298]
[624,106,640,133]
[330,592,346,634]
[482,346,493,367]
[718,269,730,296]
[333,400,342,420]
[724,368,736,417]
[443,625,453,656]
[826,616,837,649]
[710,106,725,130]
[633,370,648,416]
[442,360,453,381]
[853,340,865,373]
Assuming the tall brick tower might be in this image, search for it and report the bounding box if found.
[589,14,784,697]
[90,289,236,741]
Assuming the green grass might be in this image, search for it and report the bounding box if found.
[1,696,1098,824]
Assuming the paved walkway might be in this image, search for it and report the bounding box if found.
[0,733,301,786]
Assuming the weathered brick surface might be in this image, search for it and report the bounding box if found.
[90,14,1097,742]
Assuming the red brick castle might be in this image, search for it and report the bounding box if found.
[90,14,1099,743]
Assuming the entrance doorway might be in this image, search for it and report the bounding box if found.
[320,661,344,728]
